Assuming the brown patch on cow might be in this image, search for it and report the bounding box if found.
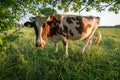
[47,14,61,28]
[87,24,91,28]
[63,25,68,33]
[47,15,54,22]
[42,22,50,41]
[69,30,74,36]
[47,14,61,24]
[45,19,62,37]
[81,24,91,34]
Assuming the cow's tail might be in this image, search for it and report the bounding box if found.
[95,31,102,45]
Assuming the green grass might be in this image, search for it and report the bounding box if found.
[0,27,120,80]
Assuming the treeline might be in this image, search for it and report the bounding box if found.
[14,22,24,28]
[100,24,120,28]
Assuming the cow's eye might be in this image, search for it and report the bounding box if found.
[43,23,46,28]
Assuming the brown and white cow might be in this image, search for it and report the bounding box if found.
[24,14,102,57]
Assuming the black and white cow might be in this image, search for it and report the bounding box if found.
[24,14,102,57]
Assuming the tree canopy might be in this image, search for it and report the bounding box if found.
[0,0,120,32]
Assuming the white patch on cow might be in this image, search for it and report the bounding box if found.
[35,17,44,26]
[35,20,46,47]
[61,16,83,40]
[40,27,44,42]
[35,14,47,43]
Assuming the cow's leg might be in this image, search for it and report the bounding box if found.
[82,27,98,53]
[62,40,68,57]
[82,38,90,53]
[54,43,58,53]
[87,39,93,50]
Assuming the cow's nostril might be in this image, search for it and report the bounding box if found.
[35,42,45,47]
[35,43,39,47]
[36,42,42,47]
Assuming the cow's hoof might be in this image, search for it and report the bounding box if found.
[64,54,69,58]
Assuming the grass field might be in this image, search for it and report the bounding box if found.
[0,27,120,80]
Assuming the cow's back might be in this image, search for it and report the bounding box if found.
[59,15,97,40]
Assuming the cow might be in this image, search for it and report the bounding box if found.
[24,14,102,57]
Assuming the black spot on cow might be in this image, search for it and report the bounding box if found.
[76,21,80,25]
[71,17,76,21]
[66,17,73,24]
[66,17,76,24]
[46,21,60,37]
[47,21,52,26]
[49,27,58,37]
[53,17,61,24]
[69,30,74,36]
[75,27,83,34]
[75,16,85,34]
[63,25,68,33]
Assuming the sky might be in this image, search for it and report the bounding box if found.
[20,10,120,26]
[74,10,120,26]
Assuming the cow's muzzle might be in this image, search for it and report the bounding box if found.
[36,41,46,48]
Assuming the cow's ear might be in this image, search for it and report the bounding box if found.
[29,17,35,22]
[24,22,33,28]
[45,16,48,20]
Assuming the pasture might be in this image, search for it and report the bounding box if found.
[0,27,120,80]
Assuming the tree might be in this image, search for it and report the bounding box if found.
[0,0,120,32]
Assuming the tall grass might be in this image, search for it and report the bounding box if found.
[0,28,120,80]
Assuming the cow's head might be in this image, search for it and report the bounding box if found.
[24,14,50,47]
